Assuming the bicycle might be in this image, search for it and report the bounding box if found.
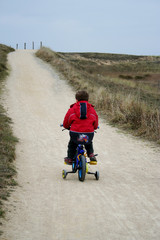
[61,125,99,182]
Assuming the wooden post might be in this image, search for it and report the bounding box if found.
[16,44,18,50]
[24,43,26,49]
[40,41,42,48]
[32,41,34,50]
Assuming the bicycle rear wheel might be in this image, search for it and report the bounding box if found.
[78,155,86,182]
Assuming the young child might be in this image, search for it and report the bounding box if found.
[63,90,98,165]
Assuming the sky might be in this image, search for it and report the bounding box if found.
[0,0,160,55]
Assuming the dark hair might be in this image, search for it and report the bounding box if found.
[75,90,89,101]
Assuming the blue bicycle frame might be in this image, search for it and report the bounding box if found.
[61,124,99,181]
[72,144,85,172]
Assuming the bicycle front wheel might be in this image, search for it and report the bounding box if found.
[78,155,86,182]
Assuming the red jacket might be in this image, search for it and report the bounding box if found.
[63,101,98,133]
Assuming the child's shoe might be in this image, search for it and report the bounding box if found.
[64,157,73,165]
[89,153,97,165]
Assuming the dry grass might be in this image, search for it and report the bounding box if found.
[36,47,160,143]
[0,44,17,227]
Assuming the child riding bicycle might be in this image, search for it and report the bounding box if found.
[63,90,98,165]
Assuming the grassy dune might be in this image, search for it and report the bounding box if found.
[0,44,17,228]
[36,47,160,143]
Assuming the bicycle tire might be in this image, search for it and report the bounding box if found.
[95,171,99,180]
[78,155,86,182]
[62,169,67,179]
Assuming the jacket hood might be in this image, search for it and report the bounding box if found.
[71,101,94,119]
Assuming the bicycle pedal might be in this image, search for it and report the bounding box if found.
[89,161,97,165]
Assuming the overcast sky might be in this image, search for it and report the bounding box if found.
[0,0,160,55]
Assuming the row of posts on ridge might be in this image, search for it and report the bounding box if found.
[16,41,43,50]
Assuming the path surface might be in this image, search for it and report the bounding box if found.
[1,50,160,240]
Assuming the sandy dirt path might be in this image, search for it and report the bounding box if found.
[1,50,160,240]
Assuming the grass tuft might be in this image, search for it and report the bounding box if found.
[0,44,17,229]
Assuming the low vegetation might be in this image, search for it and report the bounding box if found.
[0,44,17,228]
[36,47,160,143]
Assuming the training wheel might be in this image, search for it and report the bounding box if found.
[62,169,67,179]
[95,171,99,180]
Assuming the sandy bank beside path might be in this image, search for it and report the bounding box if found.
[1,50,160,240]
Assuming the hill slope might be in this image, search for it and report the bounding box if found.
[1,50,160,240]
[36,48,160,143]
